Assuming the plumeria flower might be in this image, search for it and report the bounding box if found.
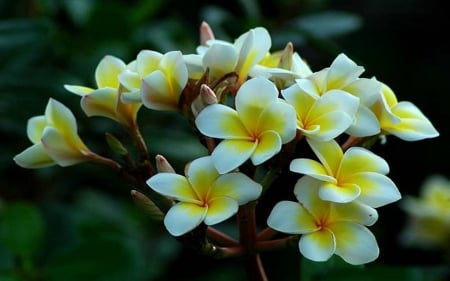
[290,139,401,207]
[184,27,271,85]
[281,84,359,141]
[371,82,439,141]
[195,77,297,174]
[14,98,98,168]
[64,55,141,128]
[119,50,188,111]
[267,180,379,265]
[399,174,450,248]
[294,53,382,137]
[146,156,262,236]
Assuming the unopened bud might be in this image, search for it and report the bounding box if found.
[191,84,218,116]
[200,21,215,45]
[279,42,294,70]
[155,154,176,173]
[105,133,128,156]
[130,190,164,221]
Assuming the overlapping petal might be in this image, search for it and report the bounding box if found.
[147,173,200,204]
[348,172,401,207]
[211,173,262,204]
[147,156,262,236]
[338,147,389,176]
[256,102,297,143]
[299,230,336,262]
[204,197,239,225]
[267,201,318,234]
[289,159,335,183]
[95,55,126,88]
[164,202,207,236]
[331,222,379,265]
[13,143,55,168]
[318,181,361,203]
[195,104,250,139]
[211,139,257,174]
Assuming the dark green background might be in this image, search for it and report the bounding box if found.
[0,0,448,280]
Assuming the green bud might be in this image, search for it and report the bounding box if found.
[105,133,128,156]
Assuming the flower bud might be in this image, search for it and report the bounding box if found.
[155,154,175,173]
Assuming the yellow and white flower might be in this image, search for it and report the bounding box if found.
[282,84,359,141]
[195,77,297,174]
[119,50,188,111]
[267,181,379,265]
[294,53,382,137]
[64,55,141,128]
[290,139,401,207]
[371,82,439,141]
[14,98,96,168]
[147,156,262,236]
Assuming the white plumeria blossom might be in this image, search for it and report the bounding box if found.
[146,156,262,236]
[14,99,93,168]
[119,50,188,111]
[195,77,297,174]
[281,83,359,141]
[184,27,271,84]
[371,82,439,141]
[267,181,379,265]
[294,53,382,137]
[290,139,401,207]
[64,55,141,126]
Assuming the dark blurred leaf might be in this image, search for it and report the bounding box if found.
[0,202,44,259]
[301,256,449,281]
[44,236,144,281]
[0,19,49,50]
[293,10,363,38]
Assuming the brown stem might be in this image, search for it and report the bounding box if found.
[256,227,278,241]
[255,235,299,253]
[238,202,268,281]
[206,227,239,246]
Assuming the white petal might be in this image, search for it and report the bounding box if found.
[331,202,378,226]
[164,202,207,236]
[203,43,238,77]
[26,116,46,144]
[291,52,313,78]
[251,130,282,166]
[45,99,78,135]
[386,101,439,141]
[339,147,389,175]
[289,158,335,182]
[331,222,379,265]
[306,139,343,176]
[350,172,401,208]
[41,127,88,167]
[186,156,219,198]
[211,139,257,174]
[146,173,199,204]
[95,55,126,88]
[136,50,162,76]
[195,104,250,139]
[267,201,318,234]
[159,51,188,92]
[236,77,279,130]
[326,53,364,90]
[204,197,238,225]
[345,106,380,137]
[256,102,297,143]
[80,88,118,120]
[211,173,262,204]
[319,182,361,203]
[13,143,55,168]
[63,85,94,96]
[118,70,141,91]
[141,70,177,111]
[343,77,381,106]
[299,230,336,262]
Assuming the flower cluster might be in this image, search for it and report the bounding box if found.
[14,22,439,267]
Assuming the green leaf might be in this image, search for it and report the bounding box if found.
[0,202,44,259]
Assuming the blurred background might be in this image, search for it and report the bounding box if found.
[0,0,448,280]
